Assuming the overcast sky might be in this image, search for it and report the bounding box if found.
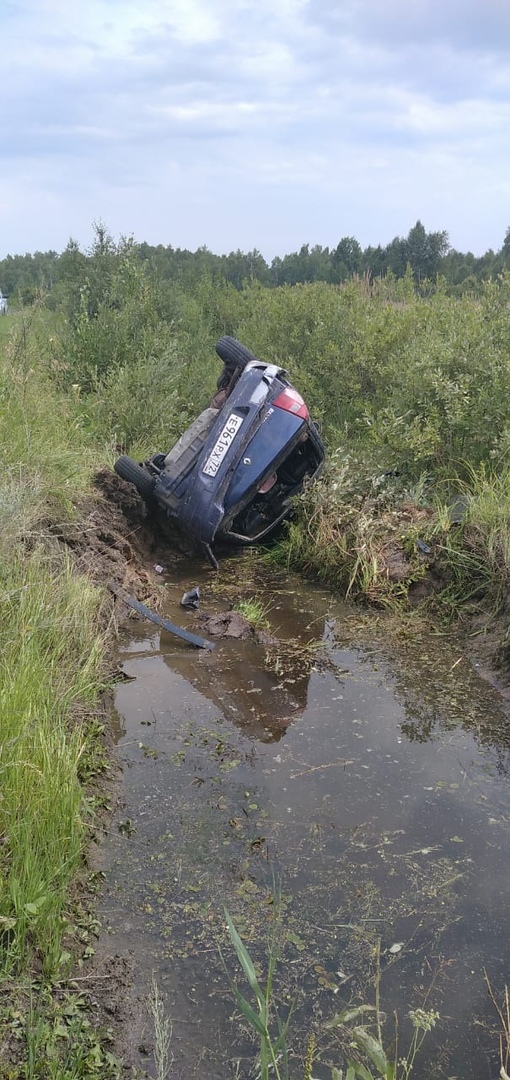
[2,0,510,261]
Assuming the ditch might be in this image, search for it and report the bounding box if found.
[93,544,510,1080]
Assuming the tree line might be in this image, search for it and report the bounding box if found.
[1,220,510,303]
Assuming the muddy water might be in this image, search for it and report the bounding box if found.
[98,554,510,1080]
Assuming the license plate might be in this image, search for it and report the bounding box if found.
[202,413,243,477]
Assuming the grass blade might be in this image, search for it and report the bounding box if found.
[352,1027,388,1075]
[230,984,268,1039]
[326,1006,377,1028]
[224,907,265,1006]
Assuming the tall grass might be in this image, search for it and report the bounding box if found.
[432,465,510,654]
[0,313,98,547]
[0,550,105,973]
[0,320,107,976]
[456,465,510,601]
[269,456,438,607]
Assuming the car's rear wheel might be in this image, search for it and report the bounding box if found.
[215,336,260,368]
[114,456,156,501]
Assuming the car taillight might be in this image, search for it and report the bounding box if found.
[273,387,309,419]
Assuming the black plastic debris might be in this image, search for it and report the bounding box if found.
[180,586,201,610]
[416,538,432,555]
[108,581,213,650]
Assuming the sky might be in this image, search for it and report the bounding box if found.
[2,0,510,261]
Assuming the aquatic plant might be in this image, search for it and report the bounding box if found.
[222,907,292,1080]
[223,913,439,1080]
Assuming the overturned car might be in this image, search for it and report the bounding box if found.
[114,337,326,566]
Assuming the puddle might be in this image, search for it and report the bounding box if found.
[98,555,510,1079]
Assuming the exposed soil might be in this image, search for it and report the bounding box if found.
[56,467,189,598]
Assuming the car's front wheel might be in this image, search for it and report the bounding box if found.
[114,456,157,501]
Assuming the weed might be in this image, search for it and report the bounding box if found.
[224,911,439,1080]
[326,1000,439,1080]
[147,976,173,1080]
[234,596,272,630]
[484,971,510,1080]
[0,985,119,1078]
[222,906,292,1080]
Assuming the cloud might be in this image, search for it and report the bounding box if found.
[307,0,510,57]
[1,0,509,259]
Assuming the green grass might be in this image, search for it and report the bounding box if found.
[0,297,116,1074]
[0,312,16,342]
[0,548,106,975]
[0,313,100,550]
[0,313,109,979]
[233,596,272,629]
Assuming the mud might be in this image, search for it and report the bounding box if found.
[51,468,196,613]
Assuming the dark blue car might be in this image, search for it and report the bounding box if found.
[114,337,326,566]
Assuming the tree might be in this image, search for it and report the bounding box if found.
[501,226,510,265]
[386,236,409,277]
[405,220,449,282]
[331,237,362,282]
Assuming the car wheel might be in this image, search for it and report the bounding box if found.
[215,336,260,368]
[114,456,157,501]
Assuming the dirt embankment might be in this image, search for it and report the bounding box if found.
[55,467,194,606]
[58,470,509,679]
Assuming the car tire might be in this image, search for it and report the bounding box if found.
[215,336,260,368]
[114,456,157,500]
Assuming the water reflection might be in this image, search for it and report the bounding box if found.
[353,628,510,773]
[123,565,342,742]
[98,562,510,1080]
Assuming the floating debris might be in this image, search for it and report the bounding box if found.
[180,586,201,609]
